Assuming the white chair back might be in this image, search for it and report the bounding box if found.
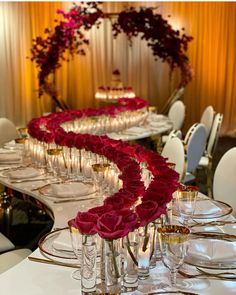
[184,123,207,173]
[206,113,223,156]
[168,100,186,130]
[200,105,215,140]
[166,129,182,142]
[161,137,185,181]
[213,147,236,215]
[0,118,20,147]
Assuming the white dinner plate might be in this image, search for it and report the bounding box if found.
[185,234,236,269]
[38,227,79,265]
[39,182,97,200]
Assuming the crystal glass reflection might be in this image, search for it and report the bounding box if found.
[158,225,190,288]
[68,223,82,280]
[175,185,199,226]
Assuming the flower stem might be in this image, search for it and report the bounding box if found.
[126,236,138,266]
[109,240,120,279]
[142,225,150,252]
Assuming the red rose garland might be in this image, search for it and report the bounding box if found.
[28,97,179,238]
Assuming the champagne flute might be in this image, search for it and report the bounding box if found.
[91,163,110,198]
[158,225,190,289]
[175,185,199,226]
[68,222,82,280]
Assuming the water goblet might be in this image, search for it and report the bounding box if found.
[175,185,199,226]
[68,222,82,280]
[158,225,190,289]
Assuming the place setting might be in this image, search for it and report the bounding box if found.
[37,181,98,204]
[168,184,236,289]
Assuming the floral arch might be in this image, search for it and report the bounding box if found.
[30,2,193,110]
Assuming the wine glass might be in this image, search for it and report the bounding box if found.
[175,185,199,226]
[158,225,190,289]
[68,222,82,280]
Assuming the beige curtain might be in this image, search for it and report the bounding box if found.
[0,2,235,135]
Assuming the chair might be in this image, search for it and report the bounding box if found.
[168,100,186,130]
[0,248,32,274]
[0,118,20,147]
[198,113,223,197]
[0,232,15,253]
[200,105,215,140]
[161,87,185,115]
[213,147,236,216]
[161,137,185,182]
[183,123,207,184]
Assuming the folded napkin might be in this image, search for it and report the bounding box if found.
[51,182,95,198]
[188,239,236,261]
[53,230,74,252]
[149,121,167,128]
[0,153,21,163]
[147,114,167,122]
[124,126,148,134]
[194,200,221,215]
[7,167,40,179]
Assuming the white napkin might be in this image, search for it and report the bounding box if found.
[194,200,221,215]
[0,153,21,163]
[149,121,167,128]
[188,239,236,261]
[7,167,40,179]
[51,182,95,198]
[53,230,74,252]
[124,126,148,134]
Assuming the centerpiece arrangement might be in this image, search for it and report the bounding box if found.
[27,97,179,293]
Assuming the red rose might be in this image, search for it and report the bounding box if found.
[97,210,135,240]
[88,204,112,217]
[69,211,97,235]
[136,200,165,227]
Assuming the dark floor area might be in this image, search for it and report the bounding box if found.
[1,135,235,252]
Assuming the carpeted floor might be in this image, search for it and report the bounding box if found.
[2,135,236,252]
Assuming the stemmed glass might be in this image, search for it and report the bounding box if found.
[158,225,190,289]
[68,222,82,280]
[175,185,199,226]
[91,163,110,198]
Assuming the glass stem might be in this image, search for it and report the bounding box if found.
[170,269,177,287]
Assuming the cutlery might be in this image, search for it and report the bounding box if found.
[191,232,236,241]
[31,179,84,191]
[147,292,199,295]
[11,177,54,184]
[53,196,97,204]
[31,181,61,191]
[28,256,80,268]
[190,220,236,228]
[178,269,236,280]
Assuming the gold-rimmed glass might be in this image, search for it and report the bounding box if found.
[175,185,199,226]
[91,163,110,198]
[68,223,82,280]
[158,225,190,288]
[46,148,64,177]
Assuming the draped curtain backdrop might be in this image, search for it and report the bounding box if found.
[0,2,235,135]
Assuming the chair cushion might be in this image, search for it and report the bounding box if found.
[0,233,15,253]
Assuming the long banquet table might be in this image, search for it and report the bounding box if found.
[0,170,236,295]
